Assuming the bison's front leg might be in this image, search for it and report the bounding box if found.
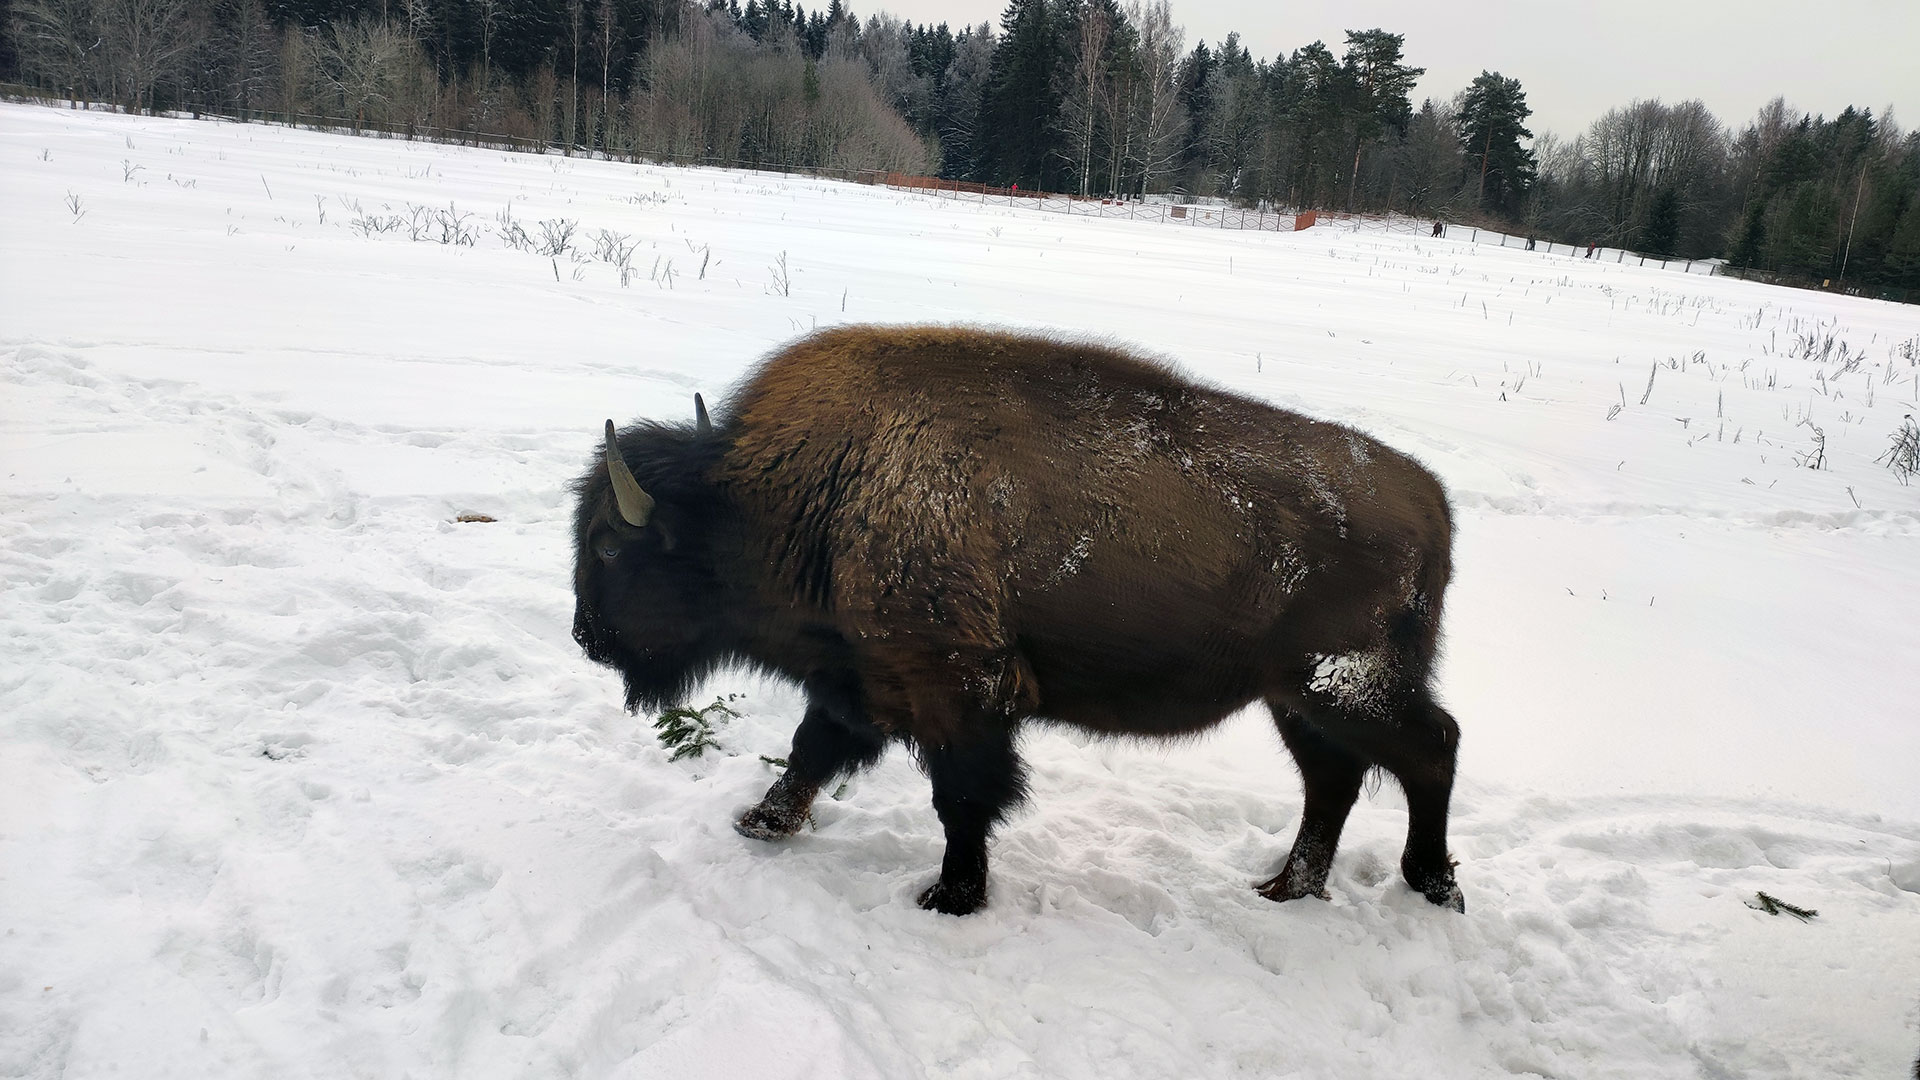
[735,770,822,840]
[737,689,886,841]
[916,722,1028,916]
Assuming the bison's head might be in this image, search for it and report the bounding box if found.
[571,397,733,713]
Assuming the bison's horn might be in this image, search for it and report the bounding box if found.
[694,393,712,436]
[603,419,654,527]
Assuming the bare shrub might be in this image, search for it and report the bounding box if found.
[496,206,531,251]
[1877,415,1919,484]
[348,209,404,236]
[433,203,477,245]
[537,218,577,257]
[767,249,791,296]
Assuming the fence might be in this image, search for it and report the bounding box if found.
[878,173,1306,232]
[875,172,1732,278]
[888,172,1743,279]
[1328,214,1723,276]
[15,89,1907,304]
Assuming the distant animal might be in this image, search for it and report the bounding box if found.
[571,326,1464,915]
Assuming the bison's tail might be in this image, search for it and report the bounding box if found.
[1391,533,1454,688]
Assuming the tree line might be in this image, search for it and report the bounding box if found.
[5,0,1916,292]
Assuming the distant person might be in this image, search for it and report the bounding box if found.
[1525,236,1536,251]
[1586,241,1597,258]
[1431,220,1444,238]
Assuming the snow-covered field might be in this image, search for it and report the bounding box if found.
[4,103,1919,1079]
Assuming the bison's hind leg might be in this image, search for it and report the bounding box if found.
[1258,704,1368,903]
[915,721,1028,916]
[1263,660,1462,912]
[1391,692,1464,911]
[736,692,888,841]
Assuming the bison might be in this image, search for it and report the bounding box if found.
[572,326,1463,915]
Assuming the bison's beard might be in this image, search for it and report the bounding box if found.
[574,602,717,715]
[616,644,718,715]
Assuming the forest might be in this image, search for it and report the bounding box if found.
[5,0,1917,294]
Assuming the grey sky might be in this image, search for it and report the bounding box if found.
[863,0,1920,141]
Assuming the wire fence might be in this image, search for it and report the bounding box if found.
[874,172,1735,279]
[14,88,1907,303]
[1337,215,1723,275]
[878,173,1306,232]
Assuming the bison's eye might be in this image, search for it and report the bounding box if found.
[598,542,621,562]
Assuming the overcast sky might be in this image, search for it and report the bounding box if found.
[863,0,1919,140]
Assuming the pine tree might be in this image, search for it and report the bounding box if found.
[1282,40,1346,205]
[1458,71,1534,213]
[1339,28,1421,211]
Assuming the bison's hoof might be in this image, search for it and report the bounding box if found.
[734,803,806,841]
[1405,855,1465,912]
[917,876,986,916]
[1254,872,1330,903]
[1421,881,1466,913]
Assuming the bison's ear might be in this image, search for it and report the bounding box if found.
[694,394,712,436]
[603,419,655,528]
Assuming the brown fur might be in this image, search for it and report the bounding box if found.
[574,325,1465,915]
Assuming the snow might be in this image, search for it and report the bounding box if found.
[4,103,1920,1078]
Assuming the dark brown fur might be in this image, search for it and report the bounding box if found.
[573,325,1464,914]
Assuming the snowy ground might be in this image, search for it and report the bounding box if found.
[3,103,1920,1079]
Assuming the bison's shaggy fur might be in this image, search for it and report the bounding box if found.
[573,326,1464,914]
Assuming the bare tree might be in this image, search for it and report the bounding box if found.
[1058,0,1113,195]
[477,0,500,88]
[587,0,616,147]
[854,14,917,120]
[630,9,929,175]
[311,19,411,129]
[1125,0,1183,195]
[565,0,583,149]
[220,0,281,117]
[105,0,195,113]
[934,23,994,178]
[12,0,102,102]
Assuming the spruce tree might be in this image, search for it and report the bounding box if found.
[1643,186,1681,256]
[973,0,1065,188]
[1730,200,1767,268]
[1885,197,1920,288]
[1172,39,1213,191]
